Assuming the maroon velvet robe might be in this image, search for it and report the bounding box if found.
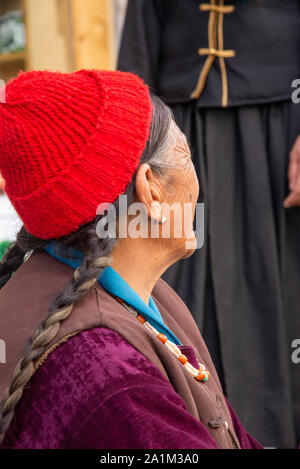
[2,327,261,449]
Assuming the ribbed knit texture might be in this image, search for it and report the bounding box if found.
[0,69,152,239]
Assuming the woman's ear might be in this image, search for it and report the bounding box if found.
[135,163,163,222]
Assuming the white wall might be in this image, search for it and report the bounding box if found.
[114,0,127,53]
[0,194,22,241]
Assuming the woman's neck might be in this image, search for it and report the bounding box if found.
[111,238,175,304]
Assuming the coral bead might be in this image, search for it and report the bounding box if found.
[157,333,168,344]
[178,354,188,364]
[195,370,207,381]
[137,314,146,324]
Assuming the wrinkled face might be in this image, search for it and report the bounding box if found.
[160,120,199,259]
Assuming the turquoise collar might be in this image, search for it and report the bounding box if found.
[44,242,181,345]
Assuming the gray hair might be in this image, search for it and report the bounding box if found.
[140,94,177,176]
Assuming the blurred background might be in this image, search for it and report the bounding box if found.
[0,0,128,255]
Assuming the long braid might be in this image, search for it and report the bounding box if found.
[0,226,49,289]
[0,223,115,445]
[0,244,25,288]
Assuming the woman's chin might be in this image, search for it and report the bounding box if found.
[168,233,198,263]
[181,235,197,258]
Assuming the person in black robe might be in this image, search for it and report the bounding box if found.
[117,0,300,448]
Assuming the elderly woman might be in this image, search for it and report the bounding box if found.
[0,69,261,449]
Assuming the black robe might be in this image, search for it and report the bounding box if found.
[118,0,300,448]
[118,0,300,107]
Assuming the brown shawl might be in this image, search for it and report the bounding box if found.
[0,251,240,448]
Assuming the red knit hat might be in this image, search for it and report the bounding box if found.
[0,69,152,239]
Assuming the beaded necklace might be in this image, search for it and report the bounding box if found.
[114,296,210,383]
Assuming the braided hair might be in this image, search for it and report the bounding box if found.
[0,94,174,444]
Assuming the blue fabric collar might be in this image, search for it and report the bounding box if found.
[44,242,181,345]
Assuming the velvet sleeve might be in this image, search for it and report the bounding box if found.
[73,380,219,449]
[117,0,164,92]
